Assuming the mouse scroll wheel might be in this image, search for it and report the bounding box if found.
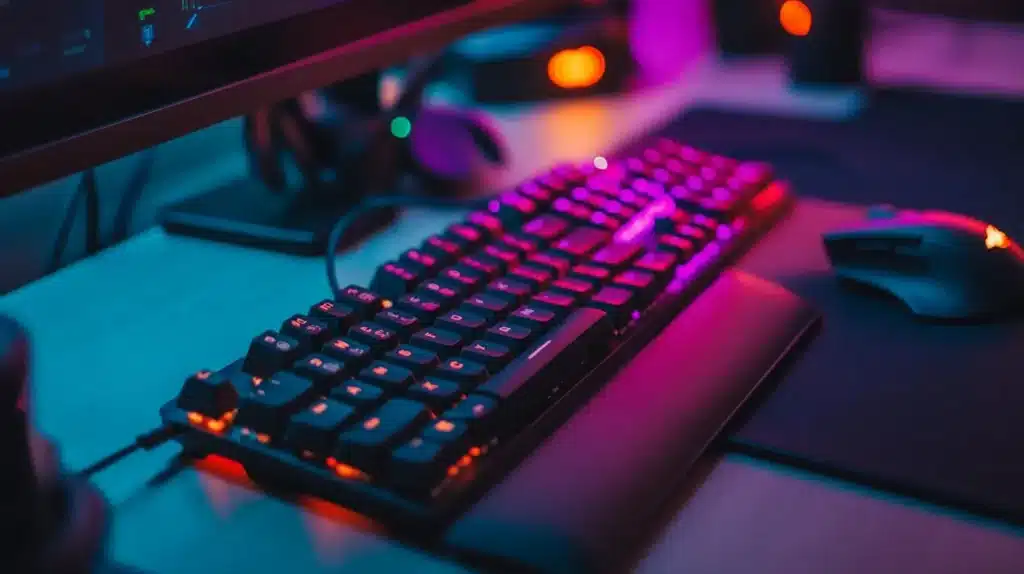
[867,205,899,220]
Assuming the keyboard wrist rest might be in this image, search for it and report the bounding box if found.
[444,270,820,574]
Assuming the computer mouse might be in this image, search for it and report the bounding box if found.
[823,206,1024,321]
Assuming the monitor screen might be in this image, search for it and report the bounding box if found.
[0,0,557,197]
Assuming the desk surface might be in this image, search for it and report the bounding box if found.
[4,17,1024,573]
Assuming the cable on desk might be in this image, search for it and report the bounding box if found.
[111,149,158,246]
[77,425,182,479]
[325,194,489,299]
[50,169,100,273]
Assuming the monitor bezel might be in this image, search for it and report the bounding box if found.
[0,0,563,198]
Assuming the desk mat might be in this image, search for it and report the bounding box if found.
[648,89,1024,522]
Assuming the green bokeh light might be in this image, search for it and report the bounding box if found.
[390,116,412,139]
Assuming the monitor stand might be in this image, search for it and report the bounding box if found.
[160,178,398,256]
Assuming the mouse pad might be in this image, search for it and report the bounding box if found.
[647,89,1024,522]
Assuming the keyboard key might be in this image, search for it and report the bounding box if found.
[588,286,636,327]
[401,249,443,275]
[530,291,576,318]
[500,233,541,254]
[527,252,572,277]
[370,262,422,299]
[389,437,462,494]
[476,309,611,435]
[569,264,611,286]
[440,266,485,292]
[322,337,373,370]
[385,345,439,376]
[483,243,521,268]
[467,211,504,237]
[436,310,488,340]
[634,251,678,275]
[422,235,463,265]
[359,361,415,391]
[461,254,504,280]
[235,372,317,438]
[335,399,432,473]
[417,278,464,307]
[336,285,384,318]
[330,380,385,410]
[489,192,538,227]
[509,264,553,290]
[348,322,399,353]
[406,378,462,410]
[410,328,464,357]
[309,300,359,332]
[554,227,610,259]
[284,399,358,457]
[292,354,349,392]
[280,315,331,350]
[176,370,238,418]
[552,198,594,224]
[435,357,488,388]
[522,215,570,242]
[486,278,533,305]
[657,234,696,256]
[460,293,512,322]
[591,242,642,271]
[461,340,513,371]
[374,309,421,337]
[445,223,486,250]
[508,305,557,332]
[517,180,554,205]
[613,269,658,302]
[243,331,303,377]
[395,294,444,322]
[443,394,498,429]
[674,224,710,248]
[485,322,535,352]
[551,277,596,299]
[422,418,469,445]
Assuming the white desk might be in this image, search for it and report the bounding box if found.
[4,16,1024,573]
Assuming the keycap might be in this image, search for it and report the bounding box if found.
[445,223,486,249]
[484,322,535,352]
[551,277,596,299]
[401,248,443,275]
[336,285,384,318]
[389,437,462,494]
[374,309,421,337]
[243,331,303,377]
[489,192,538,227]
[554,227,610,259]
[292,354,349,392]
[530,291,576,318]
[284,399,358,457]
[280,315,331,350]
[517,180,554,205]
[435,357,488,388]
[385,345,439,376]
[335,399,432,472]
[527,252,572,277]
[461,340,513,372]
[657,234,695,256]
[176,370,238,418]
[235,372,317,438]
[467,211,503,237]
[348,322,398,353]
[461,254,504,280]
[370,262,422,299]
[509,264,553,290]
[406,378,462,410]
[329,380,385,410]
[422,235,463,265]
[410,328,464,357]
[476,309,612,435]
[418,278,464,307]
[359,361,415,391]
[459,293,512,322]
[570,263,611,286]
[483,243,521,268]
[322,337,373,370]
[395,294,443,322]
[486,278,533,305]
[507,305,557,331]
[435,310,488,340]
[634,250,678,275]
[500,233,541,254]
[588,286,636,327]
[442,394,498,429]
[309,300,359,332]
[422,418,469,445]
[591,242,642,270]
[613,269,658,303]
[522,215,570,242]
[440,266,485,292]
[674,224,710,248]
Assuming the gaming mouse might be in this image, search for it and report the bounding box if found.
[823,206,1024,321]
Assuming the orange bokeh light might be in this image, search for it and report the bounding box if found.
[780,1,813,37]
[548,46,606,89]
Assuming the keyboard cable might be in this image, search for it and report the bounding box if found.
[76,425,182,479]
[49,168,101,273]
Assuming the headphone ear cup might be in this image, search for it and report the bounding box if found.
[408,107,492,182]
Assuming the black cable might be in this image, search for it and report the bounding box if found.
[77,425,181,479]
[111,149,158,245]
[49,169,100,273]
[325,194,489,299]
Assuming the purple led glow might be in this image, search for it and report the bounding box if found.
[572,187,590,201]
[716,226,734,241]
[604,200,623,214]
[712,187,732,201]
[686,175,704,191]
[680,147,703,163]
[631,311,642,321]
[488,199,501,214]
[700,166,717,181]
[591,211,609,226]
[553,197,573,212]
[619,189,636,203]
[643,149,662,164]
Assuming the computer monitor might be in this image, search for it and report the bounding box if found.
[0,0,562,198]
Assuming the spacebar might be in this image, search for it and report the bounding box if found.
[477,308,612,433]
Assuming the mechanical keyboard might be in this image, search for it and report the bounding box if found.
[161,137,798,533]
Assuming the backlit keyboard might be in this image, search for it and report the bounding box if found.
[161,138,793,528]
